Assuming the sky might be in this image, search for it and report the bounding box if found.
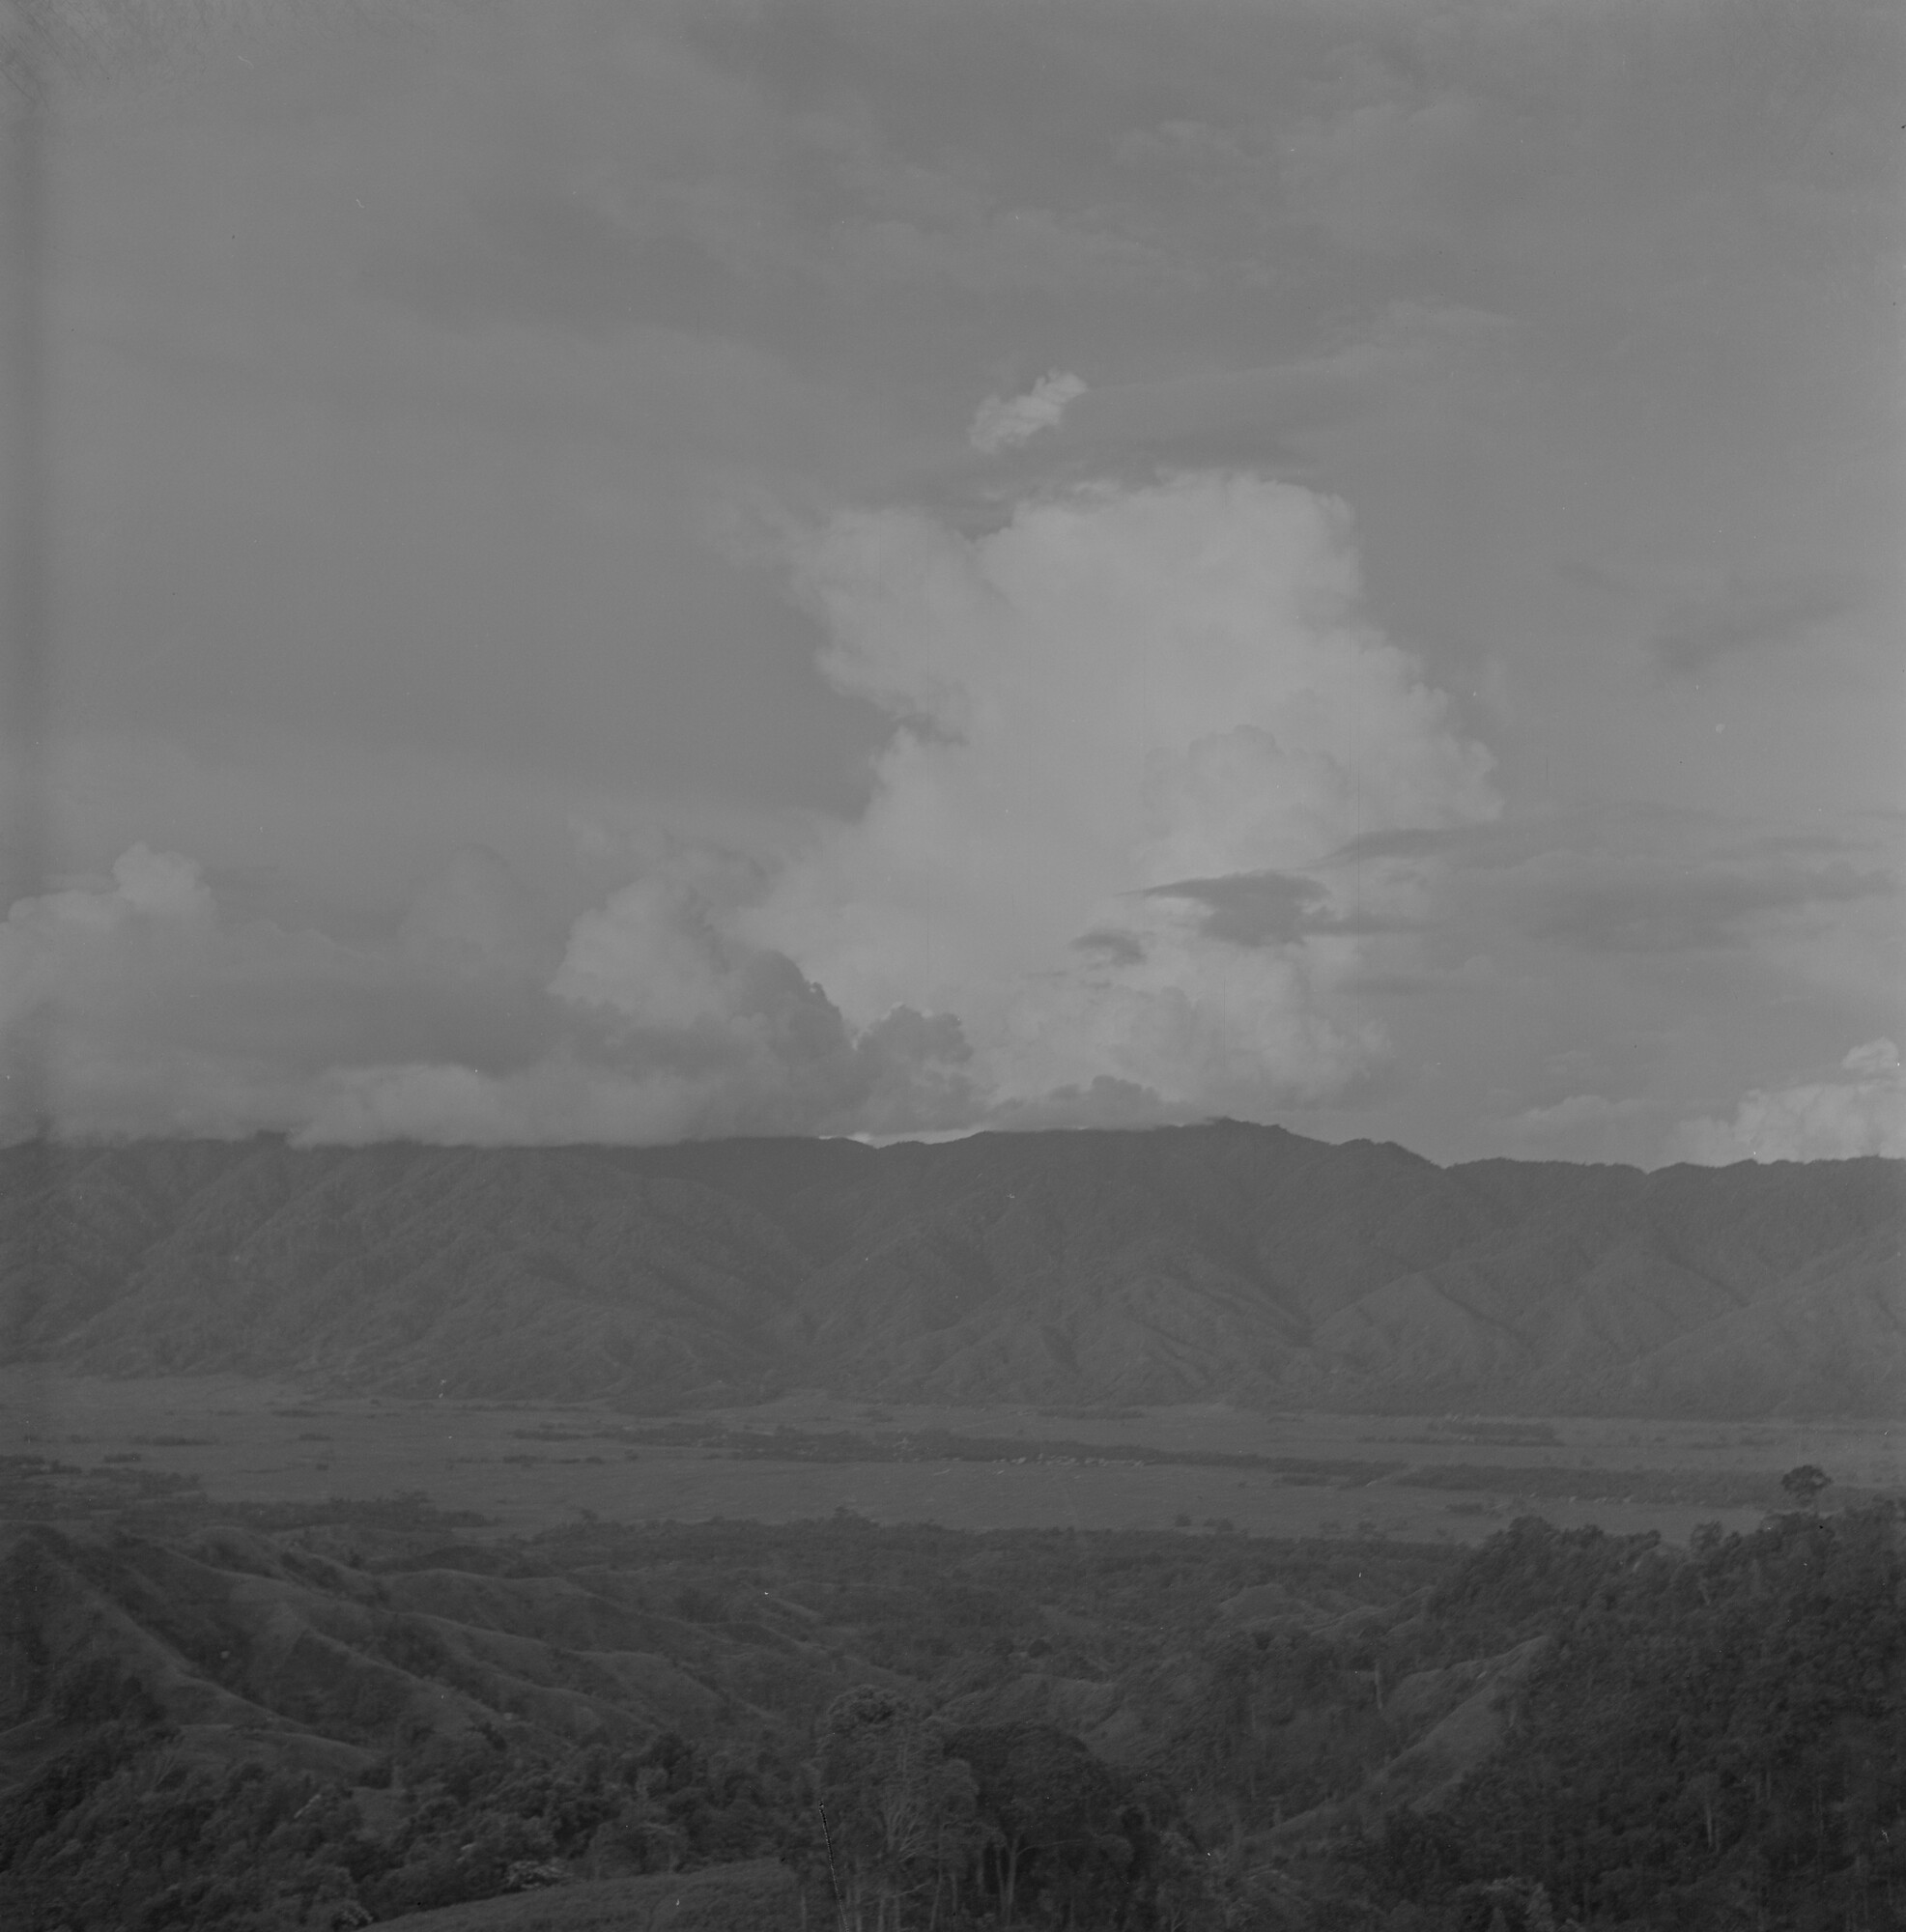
[0,0,1901,1166]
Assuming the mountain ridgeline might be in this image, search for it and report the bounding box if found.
[3,1124,1900,1416]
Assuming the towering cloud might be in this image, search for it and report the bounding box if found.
[0,474,1500,1144]
[742,471,1499,1120]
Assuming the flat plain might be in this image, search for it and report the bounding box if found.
[6,1368,1899,1546]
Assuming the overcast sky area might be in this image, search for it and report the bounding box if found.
[1,0,1901,1166]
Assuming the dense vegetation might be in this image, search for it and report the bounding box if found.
[2,1497,1902,1931]
[1369,1507,1906,1928]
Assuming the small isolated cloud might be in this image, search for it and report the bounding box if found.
[1843,1037,1901,1078]
[968,371,1087,454]
[961,305,1514,484]
[1668,1040,1906,1164]
[1650,571,1861,678]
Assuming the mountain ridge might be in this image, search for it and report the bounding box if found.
[2,1124,1900,1416]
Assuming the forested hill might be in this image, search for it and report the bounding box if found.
[3,1494,1903,1930]
[2,1125,1900,1415]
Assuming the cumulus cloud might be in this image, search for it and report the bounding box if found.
[0,844,216,1040]
[0,845,333,1139]
[3,473,1504,1145]
[741,470,1499,1119]
[968,372,1087,453]
[1668,1040,1906,1164]
[0,843,980,1145]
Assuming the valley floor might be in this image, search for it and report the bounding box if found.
[4,1371,1905,1930]
[4,1370,1899,1546]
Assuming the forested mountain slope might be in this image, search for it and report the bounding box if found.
[4,1493,1903,1931]
[2,1125,1899,1415]
[0,1494,1437,1929]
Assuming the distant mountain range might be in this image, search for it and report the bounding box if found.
[2,1126,1901,1416]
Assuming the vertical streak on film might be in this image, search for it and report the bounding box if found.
[2,13,54,1422]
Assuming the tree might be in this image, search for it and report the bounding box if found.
[1779,1465,1832,1511]
[947,1721,1162,1930]
[814,1687,979,1932]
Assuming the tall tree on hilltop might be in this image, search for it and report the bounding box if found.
[814,1687,978,1932]
[947,1720,1163,1930]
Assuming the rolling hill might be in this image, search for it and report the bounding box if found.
[1,1124,1900,1416]
[7,1501,1902,1929]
